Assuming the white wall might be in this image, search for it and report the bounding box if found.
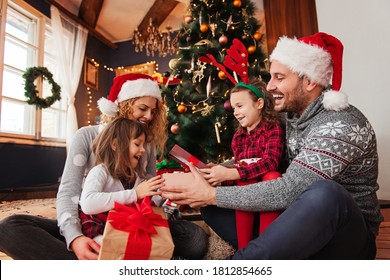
[316,0,390,199]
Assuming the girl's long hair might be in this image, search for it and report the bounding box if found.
[93,117,148,182]
[100,98,167,158]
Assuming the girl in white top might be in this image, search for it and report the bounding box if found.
[79,117,163,244]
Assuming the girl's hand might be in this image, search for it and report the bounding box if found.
[135,175,163,199]
[199,165,240,186]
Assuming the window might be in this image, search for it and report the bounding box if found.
[0,0,66,145]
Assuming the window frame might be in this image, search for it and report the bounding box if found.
[0,0,66,147]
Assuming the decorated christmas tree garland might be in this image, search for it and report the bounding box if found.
[23,66,61,109]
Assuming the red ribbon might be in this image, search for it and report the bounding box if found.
[188,155,200,166]
[107,197,168,259]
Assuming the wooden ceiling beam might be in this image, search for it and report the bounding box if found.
[78,0,104,28]
[42,0,117,49]
[138,0,179,39]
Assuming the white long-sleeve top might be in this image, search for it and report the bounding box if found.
[56,124,157,249]
[79,164,137,215]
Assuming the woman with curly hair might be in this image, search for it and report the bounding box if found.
[0,74,208,260]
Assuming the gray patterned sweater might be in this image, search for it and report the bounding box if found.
[216,94,383,235]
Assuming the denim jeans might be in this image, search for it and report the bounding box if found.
[0,215,208,260]
[201,180,376,259]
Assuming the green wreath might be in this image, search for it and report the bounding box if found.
[23,66,61,109]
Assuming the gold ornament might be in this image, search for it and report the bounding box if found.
[178,104,188,113]
[253,32,262,41]
[169,58,179,70]
[218,70,227,80]
[215,121,221,144]
[200,23,209,33]
[233,0,242,8]
[247,45,256,54]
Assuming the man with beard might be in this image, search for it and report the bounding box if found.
[161,32,384,259]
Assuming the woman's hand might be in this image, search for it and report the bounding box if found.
[70,235,100,260]
[135,175,163,199]
[160,163,217,208]
[200,165,240,186]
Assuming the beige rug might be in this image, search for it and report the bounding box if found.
[0,198,235,260]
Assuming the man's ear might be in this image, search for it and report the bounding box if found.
[303,76,318,92]
[111,138,117,151]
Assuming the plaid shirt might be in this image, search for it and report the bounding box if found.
[79,209,108,239]
[232,121,285,181]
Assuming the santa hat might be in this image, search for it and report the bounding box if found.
[98,73,161,116]
[269,32,348,111]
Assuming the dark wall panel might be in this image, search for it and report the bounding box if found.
[0,143,66,190]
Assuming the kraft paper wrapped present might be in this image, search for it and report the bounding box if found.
[168,144,208,169]
[98,197,174,260]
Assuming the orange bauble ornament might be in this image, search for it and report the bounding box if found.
[247,45,256,54]
[253,32,262,41]
[233,0,242,8]
[177,104,187,113]
[200,23,209,33]
[218,70,227,80]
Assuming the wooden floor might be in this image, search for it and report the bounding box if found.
[0,198,389,260]
[376,207,390,259]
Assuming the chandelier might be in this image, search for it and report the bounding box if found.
[132,18,177,57]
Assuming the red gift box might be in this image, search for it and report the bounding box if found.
[98,197,174,260]
[168,144,207,169]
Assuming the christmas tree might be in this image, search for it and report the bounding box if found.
[162,0,268,164]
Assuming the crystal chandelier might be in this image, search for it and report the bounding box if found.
[132,18,177,57]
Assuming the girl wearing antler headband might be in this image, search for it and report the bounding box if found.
[200,79,285,249]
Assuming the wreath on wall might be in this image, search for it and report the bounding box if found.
[23,66,61,109]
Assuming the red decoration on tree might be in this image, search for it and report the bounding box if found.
[170,123,180,134]
[219,35,228,46]
[223,39,249,83]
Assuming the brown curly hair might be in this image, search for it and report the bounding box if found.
[100,97,167,157]
[230,79,281,131]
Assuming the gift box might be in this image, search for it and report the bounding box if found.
[168,144,207,169]
[98,197,174,260]
[156,159,185,176]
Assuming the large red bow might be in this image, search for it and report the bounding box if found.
[107,197,168,259]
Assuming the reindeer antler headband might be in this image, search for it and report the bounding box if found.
[199,39,264,99]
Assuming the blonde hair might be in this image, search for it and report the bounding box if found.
[100,97,167,157]
[93,117,148,183]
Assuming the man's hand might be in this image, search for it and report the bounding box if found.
[160,163,217,208]
[70,235,100,260]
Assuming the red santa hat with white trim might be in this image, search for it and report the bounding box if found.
[97,73,161,116]
[269,32,348,111]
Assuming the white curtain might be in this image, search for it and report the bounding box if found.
[50,6,88,149]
